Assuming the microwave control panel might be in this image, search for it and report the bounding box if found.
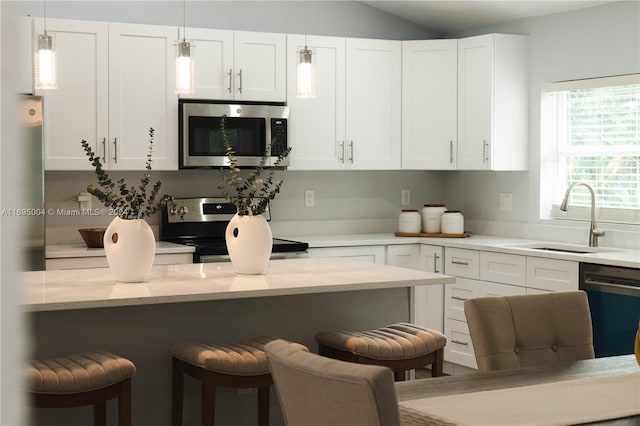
[270,118,288,156]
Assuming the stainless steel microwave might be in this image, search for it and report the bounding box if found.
[179,100,289,168]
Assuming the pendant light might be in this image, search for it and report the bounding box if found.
[175,0,194,94]
[296,2,315,98]
[34,0,57,90]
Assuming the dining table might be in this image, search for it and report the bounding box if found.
[396,355,640,426]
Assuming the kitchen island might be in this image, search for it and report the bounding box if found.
[22,258,453,426]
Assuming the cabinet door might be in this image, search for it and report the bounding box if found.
[287,35,346,170]
[402,40,457,170]
[180,28,234,100]
[108,23,178,170]
[415,245,445,333]
[34,18,109,170]
[526,257,578,292]
[345,38,401,170]
[234,31,286,102]
[444,247,480,279]
[480,251,526,287]
[308,246,385,264]
[457,34,493,170]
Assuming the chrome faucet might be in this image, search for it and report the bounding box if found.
[560,182,605,247]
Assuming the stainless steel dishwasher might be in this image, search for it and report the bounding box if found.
[579,263,640,357]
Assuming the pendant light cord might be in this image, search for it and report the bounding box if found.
[182,0,186,42]
[43,0,47,34]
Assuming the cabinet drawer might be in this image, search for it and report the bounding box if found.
[444,277,481,322]
[480,252,526,286]
[444,248,479,279]
[526,257,578,292]
[444,319,477,369]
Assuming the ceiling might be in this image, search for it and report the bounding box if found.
[360,1,618,34]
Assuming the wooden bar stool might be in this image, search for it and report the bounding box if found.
[170,336,308,426]
[26,350,136,426]
[316,322,446,381]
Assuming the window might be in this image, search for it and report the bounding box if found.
[541,74,640,225]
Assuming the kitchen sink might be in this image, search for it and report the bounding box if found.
[506,242,617,254]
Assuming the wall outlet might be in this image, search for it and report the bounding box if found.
[304,190,315,207]
[401,189,411,206]
[499,192,512,211]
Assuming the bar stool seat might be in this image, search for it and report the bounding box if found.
[170,336,308,426]
[315,323,446,380]
[26,350,135,426]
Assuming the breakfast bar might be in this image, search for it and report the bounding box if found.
[22,258,453,426]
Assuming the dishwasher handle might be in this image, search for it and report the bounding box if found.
[582,278,640,298]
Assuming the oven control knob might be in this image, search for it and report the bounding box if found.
[170,205,189,216]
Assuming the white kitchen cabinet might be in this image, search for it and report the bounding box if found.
[444,247,480,279]
[286,35,346,169]
[526,257,579,292]
[33,18,178,171]
[480,251,526,287]
[415,245,445,333]
[182,29,286,102]
[457,34,529,170]
[308,246,385,264]
[287,36,401,170]
[401,40,458,170]
[46,252,193,270]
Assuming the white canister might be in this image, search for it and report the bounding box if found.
[399,210,421,233]
[440,210,464,234]
[421,204,447,233]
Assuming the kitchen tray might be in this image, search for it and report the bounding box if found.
[394,231,472,238]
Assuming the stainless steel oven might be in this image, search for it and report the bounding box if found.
[160,197,307,263]
[179,100,289,168]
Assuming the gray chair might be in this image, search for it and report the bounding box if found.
[464,290,595,372]
[264,339,402,426]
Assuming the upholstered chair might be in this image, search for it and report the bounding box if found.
[464,291,595,372]
[265,339,402,426]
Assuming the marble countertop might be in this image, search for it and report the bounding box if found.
[294,233,640,269]
[21,258,455,312]
[46,241,195,258]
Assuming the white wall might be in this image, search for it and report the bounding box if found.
[443,1,640,248]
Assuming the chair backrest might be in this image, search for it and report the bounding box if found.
[464,290,595,372]
[264,339,402,426]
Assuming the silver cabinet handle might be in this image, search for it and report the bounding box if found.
[483,140,489,163]
[449,140,454,164]
[451,260,470,266]
[349,141,354,163]
[433,254,440,273]
[451,296,468,301]
[113,138,118,163]
[101,137,106,160]
[237,69,243,93]
[451,339,468,346]
[227,68,233,93]
[339,141,345,163]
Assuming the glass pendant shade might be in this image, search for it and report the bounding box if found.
[175,40,194,94]
[34,33,57,90]
[296,47,315,98]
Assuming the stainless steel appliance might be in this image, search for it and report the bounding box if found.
[579,262,640,357]
[179,100,289,168]
[161,197,307,263]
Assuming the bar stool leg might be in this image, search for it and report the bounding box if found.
[432,348,444,377]
[118,378,132,426]
[172,358,185,426]
[257,386,270,426]
[201,372,216,426]
[94,401,106,426]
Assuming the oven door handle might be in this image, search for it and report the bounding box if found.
[199,254,230,263]
[199,252,308,263]
[582,278,640,297]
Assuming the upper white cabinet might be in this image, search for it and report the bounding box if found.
[402,34,528,171]
[33,18,178,170]
[402,40,458,170]
[181,29,286,102]
[287,36,401,170]
[457,34,529,170]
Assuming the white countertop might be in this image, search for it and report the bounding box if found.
[295,233,640,269]
[21,258,455,312]
[46,241,195,258]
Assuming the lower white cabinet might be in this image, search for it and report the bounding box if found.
[526,257,578,292]
[46,252,193,270]
[308,245,385,264]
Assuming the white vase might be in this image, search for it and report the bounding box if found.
[225,213,273,275]
[103,217,156,282]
